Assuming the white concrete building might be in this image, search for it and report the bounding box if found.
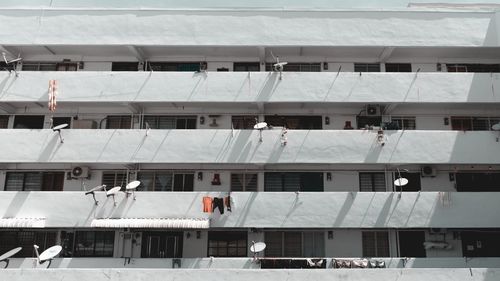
[0,1,500,280]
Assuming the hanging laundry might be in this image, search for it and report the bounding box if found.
[213,197,224,214]
[224,196,232,212]
[202,196,213,213]
[48,79,58,112]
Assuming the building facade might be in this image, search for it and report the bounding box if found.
[0,2,500,280]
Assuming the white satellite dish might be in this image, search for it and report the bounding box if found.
[492,123,500,131]
[394,178,408,187]
[106,186,122,206]
[250,241,266,262]
[2,52,22,64]
[250,242,266,253]
[0,247,22,268]
[34,245,61,267]
[52,123,68,131]
[254,122,268,142]
[52,123,69,143]
[125,180,140,200]
[85,184,107,205]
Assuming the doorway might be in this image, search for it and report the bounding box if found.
[398,231,426,257]
[141,231,183,258]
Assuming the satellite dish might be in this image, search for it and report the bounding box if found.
[394,178,409,187]
[492,123,500,131]
[2,52,22,64]
[254,122,268,142]
[106,186,122,206]
[85,185,107,205]
[52,123,68,131]
[125,180,140,200]
[253,122,268,130]
[250,242,266,253]
[126,181,140,191]
[34,245,61,268]
[0,247,22,268]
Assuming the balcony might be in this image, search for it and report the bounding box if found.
[0,192,499,228]
[0,129,498,164]
[1,72,500,106]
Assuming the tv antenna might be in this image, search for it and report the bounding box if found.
[33,245,62,268]
[270,51,287,80]
[0,247,22,268]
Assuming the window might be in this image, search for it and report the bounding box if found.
[22,62,77,71]
[106,115,132,129]
[359,172,386,191]
[5,172,64,191]
[147,62,203,72]
[385,63,412,72]
[74,231,114,257]
[450,117,500,131]
[264,115,323,129]
[136,171,194,191]
[208,231,247,257]
[394,172,421,191]
[0,115,9,128]
[390,116,416,130]
[456,173,500,192]
[461,229,500,257]
[112,62,139,71]
[0,231,57,257]
[265,231,324,257]
[0,62,17,72]
[265,63,321,72]
[143,115,196,129]
[232,116,257,129]
[102,171,128,189]
[141,231,183,258]
[234,62,260,72]
[264,172,323,192]
[13,115,45,129]
[231,173,258,191]
[362,231,390,257]
[354,63,381,72]
[447,64,500,73]
[52,117,72,128]
[356,116,382,129]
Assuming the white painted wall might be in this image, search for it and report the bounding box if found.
[325,229,362,257]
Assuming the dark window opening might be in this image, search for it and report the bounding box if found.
[389,116,416,130]
[359,172,386,192]
[141,231,183,258]
[5,172,64,191]
[73,231,114,257]
[393,172,421,192]
[52,117,72,128]
[208,231,247,257]
[264,231,324,257]
[231,173,258,191]
[0,231,57,257]
[217,67,229,72]
[356,116,382,129]
[0,62,17,72]
[265,115,322,129]
[232,115,257,129]
[461,229,500,257]
[143,115,196,129]
[102,171,128,189]
[147,62,202,72]
[234,62,260,72]
[136,172,194,192]
[0,115,9,128]
[354,63,381,72]
[264,172,323,192]
[451,117,500,131]
[447,64,500,73]
[112,62,139,71]
[265,63,321,72]
[398,231,426,257]
[13,115,44,129]
[456,173,500,191]
[173,173,194,191]
[106,115,132,129]
[362,231,390,257]
[385,63,412,72]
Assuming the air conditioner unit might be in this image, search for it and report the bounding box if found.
[421,166,437,177]
[365,105,380,116]
[71,166,90,178]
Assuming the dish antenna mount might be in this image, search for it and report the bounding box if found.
[492,122,500,142]
[85,184,107,205]
[250,241,266,262]
[394,168,409,198]
[125,180,140,200]
[271,51,287,80]
[2,52,21,77]
[34,245,62,268]
[52,123,68,143]
[253,122,268,142]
